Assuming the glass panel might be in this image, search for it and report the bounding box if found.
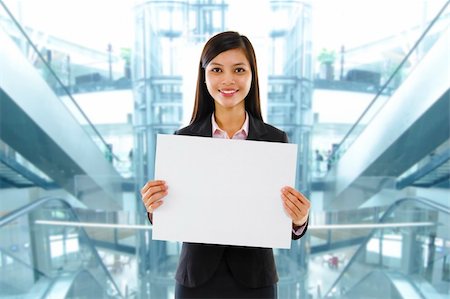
[0,199,122,298]
[327,2,450,164]
[323,199,449,299]
[0,1,127,172]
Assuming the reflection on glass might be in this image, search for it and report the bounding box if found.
[0,198,121,298]
[323,198,449,299]
[328,2,450,165]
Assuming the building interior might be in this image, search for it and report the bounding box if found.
[0,0,449,298]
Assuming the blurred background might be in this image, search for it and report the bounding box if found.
[0,0,449,298]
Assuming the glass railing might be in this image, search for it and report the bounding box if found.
[0,139,56,188]
[309,206,385,253]
[0,1,125,168]
[73,208,138,254]
[323,197,450,299]
[327,1,450,167]
[0,197,123,298]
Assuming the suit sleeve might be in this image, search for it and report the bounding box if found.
[282,131,289,143]
[292,218,308,240]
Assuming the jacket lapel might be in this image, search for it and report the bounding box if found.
[189,115,213,137]
[247,113,268,141]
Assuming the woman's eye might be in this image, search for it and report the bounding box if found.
[211,68,222,73]
[235,68,246,73]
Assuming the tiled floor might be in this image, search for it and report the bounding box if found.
[308,246,359,299]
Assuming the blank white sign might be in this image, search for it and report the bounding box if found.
[152,134,298,249]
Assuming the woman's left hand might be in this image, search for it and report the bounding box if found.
[281,186,311,227]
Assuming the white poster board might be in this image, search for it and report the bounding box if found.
[152,134,298,249]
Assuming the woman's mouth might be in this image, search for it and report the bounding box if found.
[220,89,238,97]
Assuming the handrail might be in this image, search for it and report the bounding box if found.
[0,0,120,163]
[328,0,450,166]
[323,196,450,298]
[0,247,49,278]
[0,196,57,227]
[0,196,123,298]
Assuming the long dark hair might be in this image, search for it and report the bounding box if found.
[190,31,263,124]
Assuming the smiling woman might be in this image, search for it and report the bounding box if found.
[140,31,311,299]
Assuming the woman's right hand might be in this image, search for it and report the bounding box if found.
[140,180,168,213]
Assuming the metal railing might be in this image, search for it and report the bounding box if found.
[0,196,124,298]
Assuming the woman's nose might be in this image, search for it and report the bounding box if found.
[222,72,235,84]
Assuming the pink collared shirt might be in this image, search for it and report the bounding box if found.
[211,112,249,139]
[211,112,307,236]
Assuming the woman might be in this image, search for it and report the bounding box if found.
[141,31,310,299]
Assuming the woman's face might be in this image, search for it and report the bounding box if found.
[204,48,252,111]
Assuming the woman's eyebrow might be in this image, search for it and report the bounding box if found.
[208,62,248,66]
[233,62,248,66]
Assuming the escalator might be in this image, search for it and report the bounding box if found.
[323,1,450,210]
[0,1,124,210]
[0,197,123,298]
[323,197,450,299]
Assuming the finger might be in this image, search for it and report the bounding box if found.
[142,183,168,203]
[146,199,164,213]
[282,186,311,208]
[282,194,309,225]
[144,184,168,198]
[141,180,166,195]
[281,192,303,215]
[281,194,301,218]
[141,180,165,196]
[282,199,300,220]
[284,187,309,205]
[281,189,311,221]
[144,189,168,206]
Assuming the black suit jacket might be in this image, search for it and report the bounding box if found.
[171,113,308,288]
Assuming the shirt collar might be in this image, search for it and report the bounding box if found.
[212,111,249,138]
